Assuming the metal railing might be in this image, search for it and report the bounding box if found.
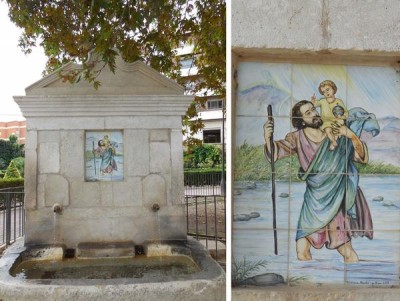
[184,171,223,196]
[0,187,25,248]
[184,172,226,264]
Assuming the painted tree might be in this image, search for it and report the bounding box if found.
[5,0,226,143]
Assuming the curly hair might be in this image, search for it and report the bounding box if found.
[291,100,311,130]
[318,80,337,95]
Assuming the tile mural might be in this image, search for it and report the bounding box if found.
[85,131,124,182]
[233,62,400,287]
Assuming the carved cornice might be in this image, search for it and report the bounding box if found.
[14,95,193,117]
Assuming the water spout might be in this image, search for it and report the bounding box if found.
[151,203,160,212]
[53,203,63,214]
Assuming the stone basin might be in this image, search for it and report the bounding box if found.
[0,238,225,301]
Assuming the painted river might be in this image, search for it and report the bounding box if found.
[233,176,400,286]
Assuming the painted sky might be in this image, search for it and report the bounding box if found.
[237,62,399,118]
[236,62,400,146]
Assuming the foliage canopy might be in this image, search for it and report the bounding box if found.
[184,143,222,169]
[5,0,226,140]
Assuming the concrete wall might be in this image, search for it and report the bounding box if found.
[233,0,400,63]
[232,0,400,299]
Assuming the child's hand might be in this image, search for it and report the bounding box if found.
[311,94,316,103]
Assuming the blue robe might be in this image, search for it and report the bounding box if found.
[296,108,379,240]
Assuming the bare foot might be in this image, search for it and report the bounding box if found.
[297,252,312,261]
[337,243,359,263]
[296,238,312,261]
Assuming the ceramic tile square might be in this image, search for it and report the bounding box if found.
[359,117,400,169]
[234,116,292,181]
[235,116,291,148]
[234,180,290,230]
[288,230,345,286]
[236,62,292,118]
[351,175,400,231]
[345,231,400,287]
[233,228,289,285]
[292,64,349,110]
[346,66,399,118]
[290,171,355,232]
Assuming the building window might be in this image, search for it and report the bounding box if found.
[180,58,194,69]
[207,99,223,109]
[203,129,221,143]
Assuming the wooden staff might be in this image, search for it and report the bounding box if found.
[92,141,97,175]
[268,105,278,255]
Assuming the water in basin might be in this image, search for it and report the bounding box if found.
[11,255,200,280]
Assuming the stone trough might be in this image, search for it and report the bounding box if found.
[0,238,224,301]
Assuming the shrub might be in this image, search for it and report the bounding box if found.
[11,157,25,177]
[184,143,222,169]
[3,160,21,179]
[0,178,24,189]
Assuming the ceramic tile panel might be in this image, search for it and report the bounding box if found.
[85,131,124,182]
[234,61,400,288]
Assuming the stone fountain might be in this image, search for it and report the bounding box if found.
[0,54,225,300]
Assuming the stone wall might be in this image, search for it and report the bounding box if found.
[24,123,185,247]
[16,58,192,248]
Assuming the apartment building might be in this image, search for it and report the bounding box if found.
[0,120,26,144]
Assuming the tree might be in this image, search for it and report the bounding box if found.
[8,134,18,145]
[4,160,21,179]
[5,0,226,141]
[11,157,25,177]
[0,135,23,170]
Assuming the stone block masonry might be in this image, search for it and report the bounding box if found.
[15,57,193,248]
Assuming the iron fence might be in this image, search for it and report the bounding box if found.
[0,187,25,248]
[184,172,226,264]
[184,171,224,196]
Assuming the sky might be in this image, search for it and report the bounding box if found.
[0,2,47,121]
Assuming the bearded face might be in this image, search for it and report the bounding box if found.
[305,116,323,129]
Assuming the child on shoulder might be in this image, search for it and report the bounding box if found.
[311,80,348,150]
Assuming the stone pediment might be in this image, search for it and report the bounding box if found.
[25,54,184,96]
